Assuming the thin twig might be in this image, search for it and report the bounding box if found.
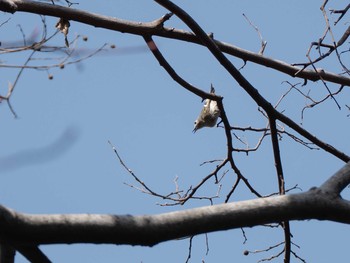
[330,4,350,25]
[242,13,267,55]
[185,236,194,263]
[108,140,180,202]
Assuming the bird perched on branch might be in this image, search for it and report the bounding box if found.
[193,85,220,133]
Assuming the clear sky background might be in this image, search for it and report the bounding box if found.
[1,0,350,262]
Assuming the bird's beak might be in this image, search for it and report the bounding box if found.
[192,128,197,133]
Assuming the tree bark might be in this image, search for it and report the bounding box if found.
[0,162,349,247]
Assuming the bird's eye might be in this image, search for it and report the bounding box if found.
[194,121,197,125]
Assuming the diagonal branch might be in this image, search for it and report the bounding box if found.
[143,35,218,101]
[16,246,51,263]
[1,0,350,86]
[154,0,350,163]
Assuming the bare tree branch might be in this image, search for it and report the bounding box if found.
[142,35,261,201]
[1,0,350,86]
[0,162,350,247]
[242,13,267,55]
[153,0,350,163]
[1,1,350,261]
[269,116,291,263]
[330,4,350,25]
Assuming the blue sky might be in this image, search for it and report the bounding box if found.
[1,0,350,262]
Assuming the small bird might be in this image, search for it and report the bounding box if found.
[193,85,220,133]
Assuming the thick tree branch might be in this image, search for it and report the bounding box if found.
[0,1,349,261]
[0,163,347,249]
[0,178,350,248]
[0,163,348,248]
[1,0,350,86]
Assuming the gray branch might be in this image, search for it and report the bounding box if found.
[0,163,348,248]
[0,0,350,86]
